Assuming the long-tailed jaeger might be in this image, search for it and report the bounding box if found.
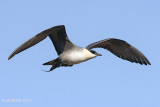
[8,25,151,71]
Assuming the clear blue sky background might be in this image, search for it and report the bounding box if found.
[0,0,159,107]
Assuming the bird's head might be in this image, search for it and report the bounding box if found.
[89,50,102,56]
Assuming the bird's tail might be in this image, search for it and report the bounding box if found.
[43,58,60,71]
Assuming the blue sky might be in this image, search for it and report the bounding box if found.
[0,0,159,107]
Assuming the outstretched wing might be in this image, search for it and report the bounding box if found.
[86,38,151,65]
[8,25,73,60]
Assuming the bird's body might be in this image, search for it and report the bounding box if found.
[8,25,151,71]
[59,47,96,65]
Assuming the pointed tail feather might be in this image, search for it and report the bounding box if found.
[43,58,60,71]
[43,59,57,65]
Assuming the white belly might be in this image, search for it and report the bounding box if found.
[60,49,96,64]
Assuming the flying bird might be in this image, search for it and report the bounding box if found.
[8,25,151,71]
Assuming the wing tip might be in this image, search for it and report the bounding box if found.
[144,58,151,65]
[8,55,12,60]
[8,53,15,60]
[139,61,151,66]
[147,62,151,65]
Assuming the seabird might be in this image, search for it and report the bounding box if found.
[8,25,151,71]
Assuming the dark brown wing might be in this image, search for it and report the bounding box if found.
[86,38,151,65]
[8,25,73,60]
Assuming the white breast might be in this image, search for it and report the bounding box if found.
[60,48,96,64]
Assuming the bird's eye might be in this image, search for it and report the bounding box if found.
[91,51,95,54]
